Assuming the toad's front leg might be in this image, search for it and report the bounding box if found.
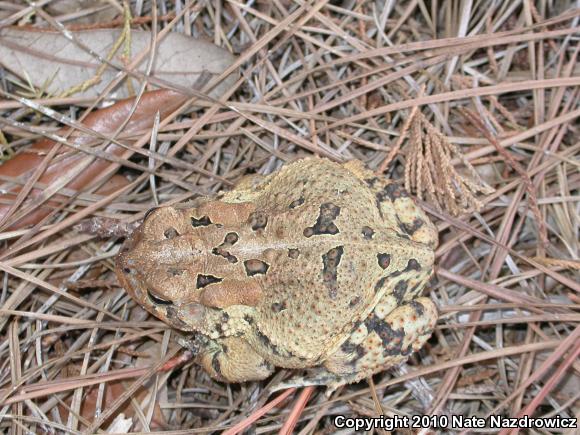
[194,335,275,383]
[272,296,437,394]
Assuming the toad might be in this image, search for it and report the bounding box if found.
[116,158,438,391]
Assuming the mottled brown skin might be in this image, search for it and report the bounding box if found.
[116,158,438,390]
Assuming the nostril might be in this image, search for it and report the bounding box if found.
[147,289,173,305]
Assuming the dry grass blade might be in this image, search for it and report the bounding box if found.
[0,0,578,433]
[0,367,150,406]
[222,388,296,435]
[460,107,548,244]
[404,110,494,215]
[279,386,315,434]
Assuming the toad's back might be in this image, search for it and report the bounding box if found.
[217,159,437,365]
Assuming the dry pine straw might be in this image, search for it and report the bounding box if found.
[0,0,579,433]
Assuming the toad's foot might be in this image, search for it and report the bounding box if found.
[184,335,275,383]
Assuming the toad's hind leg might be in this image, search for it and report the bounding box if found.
[195,336,274,383]
[272,297,437,394]
[342,160,437,249]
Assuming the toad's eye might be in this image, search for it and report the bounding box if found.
[147,290,173,305]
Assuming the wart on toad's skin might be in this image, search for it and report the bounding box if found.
[249,212,268,231]
[303,202,341,237]
[196,274,223,289]
[191,215,212,227]
[244,259,270,276]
